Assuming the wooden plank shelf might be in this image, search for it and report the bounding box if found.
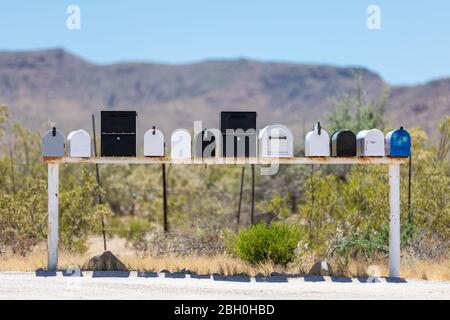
[42,156,408,165]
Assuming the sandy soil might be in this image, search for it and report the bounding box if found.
[0,272,449,300]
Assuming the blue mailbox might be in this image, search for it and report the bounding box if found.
[385,127,411,157]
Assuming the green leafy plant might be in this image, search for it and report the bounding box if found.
[227,222,300,265]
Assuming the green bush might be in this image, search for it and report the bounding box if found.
[227,222,300,265]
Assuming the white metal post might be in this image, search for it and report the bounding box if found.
[388,164,401,278]
[48,163,59,271]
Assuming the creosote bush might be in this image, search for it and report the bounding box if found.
[227,223,301,265]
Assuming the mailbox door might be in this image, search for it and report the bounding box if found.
[365,139,385,156]
[268,132,288,155]
[334,131,356,157]
[221,111,257,158]
[195,130,216,158]
[360,130,385,156]
[70,140,91,157]
[306,130,330,157]
[101,134,136,156]
[202,133,216,158]
[223,133,257,158]
[68,131,91,157]
[171,131,191,159]
[43,131,65,157]
[391,130,411,157]
[144,130,164,156]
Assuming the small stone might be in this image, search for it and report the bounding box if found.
[255,273,265,278]
[83,251,127,271]
[159,269,170,273]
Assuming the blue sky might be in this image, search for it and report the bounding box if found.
[0,0,449,85]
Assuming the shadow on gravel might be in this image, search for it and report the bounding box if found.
[92,271,130,278]
[386,277,408,283]
[165,272,187,279]
[35,269,57,277]
[304,275,326,282]
[331,276,353,283]
[190,274,211,279]
[255,276,288,283]
[212,275,251,282]
[137,271,158,278]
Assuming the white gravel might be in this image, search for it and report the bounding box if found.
[0,272,449,300]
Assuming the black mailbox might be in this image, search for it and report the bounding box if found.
[220,111,257,157]
[101,111,137,157]
[331,130,356,157]
[194,129,216,158]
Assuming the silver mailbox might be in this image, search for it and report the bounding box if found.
[144,126,165,157]
[305,122,330,157]
[356,129,385,156]
[258,124,294,157]
[43,127,65,157]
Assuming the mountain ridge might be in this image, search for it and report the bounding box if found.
[0,48,448,138]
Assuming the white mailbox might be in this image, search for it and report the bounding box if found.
[67,130,91,158]
[258,124,294,157]
[171,129,192,159]
[305,122,330,157]
[144,126,165,156]
[42,127,65,157]
[356,129,385,156]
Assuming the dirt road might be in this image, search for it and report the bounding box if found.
[0,272,449,299]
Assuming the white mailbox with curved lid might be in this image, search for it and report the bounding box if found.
[305,122,330,157]
[356,129,385,156]
[67,130,91,158]
[171,129,192,159]
[258,124,294,157]
[144,126,165,156]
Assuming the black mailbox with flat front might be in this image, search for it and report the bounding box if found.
[101,111,137,157]
[221,111,257,158]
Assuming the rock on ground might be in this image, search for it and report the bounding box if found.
[83,251,128,271]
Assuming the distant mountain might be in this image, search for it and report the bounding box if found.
[0,48,448,139]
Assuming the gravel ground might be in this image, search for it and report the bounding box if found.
[0,272,449,300]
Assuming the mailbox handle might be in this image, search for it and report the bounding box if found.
[52,127,56,137]
[152,126,156,135]
[317,122,322,135]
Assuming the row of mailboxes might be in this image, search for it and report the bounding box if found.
[42,125,294,158]
[304,123,411,157]
[42,110,411,158]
